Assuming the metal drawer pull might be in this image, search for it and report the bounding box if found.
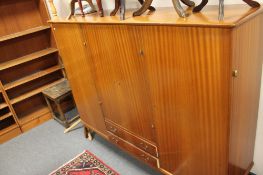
[139,142,148,150]
[111,137,119,143]
[109,126,117,133]
[140,154,150,161]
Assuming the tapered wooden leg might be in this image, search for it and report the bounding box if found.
[172,0,189,18]
[193,0,208,13]
[243,0,260,7]
[110,0,120,16]
[137,0,156,11]
[86,0,97,13]
[77,0,85,17]
[84,127,94,141]
[96,0,104,17]
[181,0,195,7]
[133,0,153,16]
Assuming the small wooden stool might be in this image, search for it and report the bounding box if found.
[42,80,79,128]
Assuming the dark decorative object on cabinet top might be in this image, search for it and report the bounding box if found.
[68,0,103,19]
[193,0,260,20]
[133,0,195,18]
[110,0,156,20]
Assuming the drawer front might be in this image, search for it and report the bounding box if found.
[108,132,159,168]
[105,120,158,157]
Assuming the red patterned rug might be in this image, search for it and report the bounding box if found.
[50,150,119,175]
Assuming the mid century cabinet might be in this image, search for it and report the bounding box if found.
[0,0,65,143]
[50,5,263,175]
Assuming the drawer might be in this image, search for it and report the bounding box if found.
[108,132,159,168]
[105,120,158,157]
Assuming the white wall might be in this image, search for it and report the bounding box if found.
[48,0,263,174]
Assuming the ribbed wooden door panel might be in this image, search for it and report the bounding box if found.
[82,25,156,143]
[52,24,108,137]
[139,26,231,175]
[229,15,263,175]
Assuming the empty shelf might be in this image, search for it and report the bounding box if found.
[4,65,62,90]
[0,102,8,110]
[0,112,12,121]
[18,106,50,125]
[10,78,65,104]
[0,26,51,42]
[0,48,58,71]
[0,124,18,136]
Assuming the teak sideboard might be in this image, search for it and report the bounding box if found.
[50,5,263,175]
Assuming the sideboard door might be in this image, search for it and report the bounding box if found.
[82,25,156,144]
[139,26,231,175]
[51,24,108,137]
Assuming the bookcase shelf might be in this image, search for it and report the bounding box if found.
[18,106,50,125]
[0,0,66,143]
[4,65,62,90]
[0,26,50,42]
[0,123,18,136]
[0,112,12,121]
[0,102,8,110]
[0,48,58,71]
[11,78,65,104]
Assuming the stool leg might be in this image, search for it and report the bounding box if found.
[44,96,55,118]
[95,0,104,17]
[55,100,69,128]
[68,0,76,19]
[77,0,85,17]
[86,0,97,13]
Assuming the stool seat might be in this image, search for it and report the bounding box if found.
[43,80,71,100]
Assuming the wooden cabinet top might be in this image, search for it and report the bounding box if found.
[49,4,263,28]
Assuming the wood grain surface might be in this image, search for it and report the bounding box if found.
[52,24,108,137]
[137,25,231,174]
[50,7,263,175]
[82,24,157,143]
[229,13,263,175]
[105,119,158,157]
[0,0,43,36]
[108,132,159,168]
